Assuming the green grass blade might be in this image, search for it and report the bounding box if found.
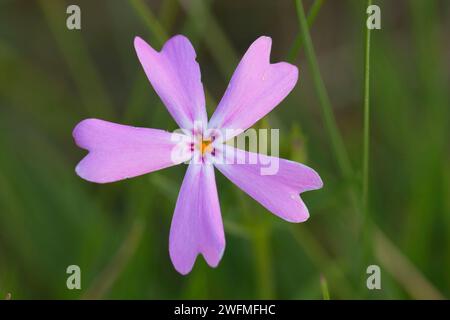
[178,0,238,80]
[294,0,352,178]
[362,0,372,217]
[129,0,168,46]
[82,218,146,299]
[287,0,325,63]
[320,275,330,300]
[38,0,114,119]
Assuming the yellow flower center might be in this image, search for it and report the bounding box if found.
[200,138,213,155]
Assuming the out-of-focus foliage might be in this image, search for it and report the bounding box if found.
[0,0,449,299]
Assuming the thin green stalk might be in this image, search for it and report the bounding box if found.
[294,0,352,178]
[82,218,145,299]
[236,188,275,299]
[293,1,363,292]
[177,0,238,79]
[320,275,330,300]
[360,0,373,268]
[38,0,114,119]
[362,0,372,221]
[288,0,325,63]
[293,0,445,299]
[374,229,444,299]
[159,0,180,31]
[252,224,275,299]
[129,0,168,47]
[290,226,353,297]
[403,0,448,267]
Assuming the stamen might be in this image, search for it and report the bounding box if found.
[200,139,213,155]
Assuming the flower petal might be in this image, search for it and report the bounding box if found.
[214,146,322,222]
[208,36,298,139]
[169,162,225,275]
[73,118,191,183]
[134,35,207,130]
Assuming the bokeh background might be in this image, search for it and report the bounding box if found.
[0,0,449,299]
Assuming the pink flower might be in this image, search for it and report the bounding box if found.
[73,35,323,275]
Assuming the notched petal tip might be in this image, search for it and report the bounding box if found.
[166,34,189,44]
[208,35,299,134]
[283,195,310,223]
[172,248,225,275]
[133,35,141,44]
[272,61,299,90]
[73,119,184,184]
[203,245,225,269]
[133,36,146,49]
[170,249,197,276]
[74,161,94,183]
[292,215,310,224]
[74,157,112,184]
[133,34,207,129]
[215,147,320,225]
[250,35,272,60]
[255,35,272,46]
[290,63,299,81]
[173,261,195,276]
[307,167,324,190]
[72,118,98,150]
[134,36,156,60]
[315,174,324,190]
[169,164,225,275]
[274,60,299,75]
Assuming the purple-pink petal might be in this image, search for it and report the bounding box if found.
[73,118,190,183]
[134,35,207,130]
[214,146,323,223]
[169,162,225,275]
[208,36,298,138]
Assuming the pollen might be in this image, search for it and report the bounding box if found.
[200,139,213,155]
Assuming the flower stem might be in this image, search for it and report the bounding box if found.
[128,0,168,47]
[320,275,331,300]
[288,0,326,63]
[82,218,145,299]
[39,0,114,119]
[292,0,445,299]
[294,0,352,178]
[252,223,275,299]
[362,0,372,220]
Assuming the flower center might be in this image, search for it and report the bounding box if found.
[200,138,213,155]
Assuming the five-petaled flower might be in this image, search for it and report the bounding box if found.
[73,35,323,275]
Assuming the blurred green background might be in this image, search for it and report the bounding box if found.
[0,0,449,299]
